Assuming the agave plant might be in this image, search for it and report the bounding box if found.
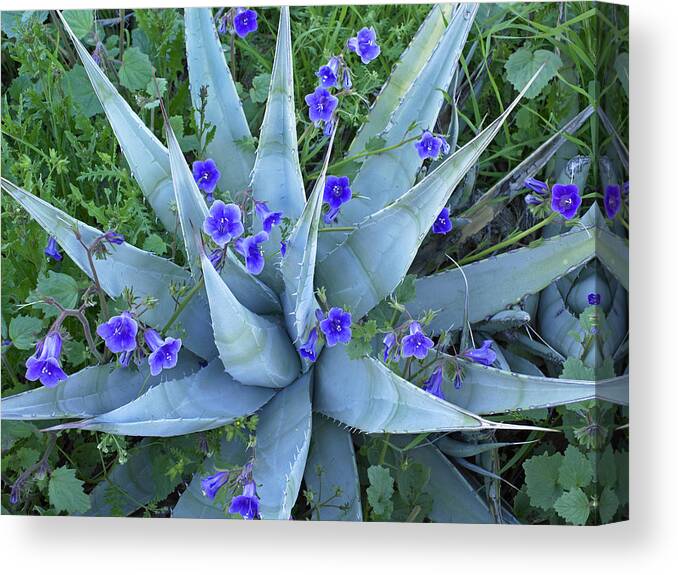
[1,4,628,521]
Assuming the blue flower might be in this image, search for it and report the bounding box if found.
[103,230,125,245]
[280,241,287,257]
[347,27,381,64]
[229,480,260,520]
[462,340,496,366]
[322,175,352,223]
[588,292,601,305]
[524,194,544,206]
[144,329,182,377]
[208,248,225,270]
[432,207,452,235]
[203,200,245,247]
[299,328,319,362]
[234,231,269,275]
[218,15,228,35]
[304,87,338,125]
[201,470,230,500]
[423,367,444,400]
[524,177,549,195]
[623,181,629,196]
[44,236,62,261]
[25,332,67,388]
[604,184,621,219]
[118,350,133,368]
[453,371,463,390]
[192,159,221,201]
[319,307,352,347]
[401,322,434,360]
[551,183,581,220]
[316,57,339,88]
[415,131,445,160]
[255,201,283,233]
[96,311,138,353]
[233,8,258,38]
[342,67,352,90]
[382,332,397,362]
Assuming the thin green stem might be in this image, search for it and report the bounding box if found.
[161,276,205,334]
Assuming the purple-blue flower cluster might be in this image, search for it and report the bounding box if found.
[203,200,245,247]
[462,340,497,366]
[25,332,67,388]
[234,231,269,275]
[415,131,450,160]
[192,159,221,203]
[347,27,381,64]
[522,177,582,220]
[604,184,622,219]
[322,175,352,223]
[218,7,258,39]
[44,236,62,262]
[422,366,445,400]
[432,207,452,235]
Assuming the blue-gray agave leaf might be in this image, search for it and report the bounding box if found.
[253,371,313,520]
[46,361,275,436]
[1,178,216,358]
[407,226,596,334]
[0,351,201,420]
[304,414,362,521]
[435,436,536,458]
[184,8,254,192]
[317,75,540,319]
[315,346,533,433]
[201,251,300,388]
[58,11,175,231]
[319,3,478,256]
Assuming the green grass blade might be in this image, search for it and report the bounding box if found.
[304,414,362,521]
[253,371,313,519]
[201,251,300,388]
[184,8,254,193]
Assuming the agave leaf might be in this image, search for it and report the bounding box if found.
[435,436,536,458]
[391,439,494,523]
[439,357,628,413]
[317,73,539,319]
[304,414,362,521]
[407,226,595,334]
[1,178,216,358]
[253,371,313,519]
[85,439,159,517]
[501,347,545,377]
[184,8,254,192]
[279,126,336,346]
[57,11,176,231]
[475,309,531,333]
[458,106,593,240]
[347,3,456,155]
[46,361,274,436]
[173,436,249,519]
[1,352,201,420]
[315,346,539,434]
[251,6,305,227]
[597,107,629,171]
[319,4,477,257]
[201,251,300,388]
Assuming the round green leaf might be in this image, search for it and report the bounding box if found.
[118,47,154,92]
[504,47,562,99]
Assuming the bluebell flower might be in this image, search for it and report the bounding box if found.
[623,181,629,196]
[304,87,338,125]
[422,366,444,400]
[255,201,283,233]
[524,177,549,195]
[233,8,258,38]
[203,200,244,247]
[604,184,621,219]
[192,159,221,201]
[551,183,581,220]
[218,15,228,35]
[319,307,352,347]
[347,27,381,64]
[229,480,260,520]
[201,470,230,500]
[322,175,352,223]
[25,332,67,388]
[208,248,225,270]
[316,57,339,88]
[342,67,352,90]
[103,230,125,245]
[453,372,463,390]
[44,236,62,261]
[432,207,452,235]
[280,241,287,257]
[323,118,335,138]
[415,131,444,160]
[234,231,269,275]
[91,42,104,67]
[118,350,133,368]
[524,194,544,206]
[299,328,319,362]
[401,322,434,360]
[462,340,496,366]
[144,329,182,377]
[382,332,397,362]
[588,292,601,305]
[96,311,138,353]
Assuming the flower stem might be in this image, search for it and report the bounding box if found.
[161,276,205,334]
[459,212,558,266]
[318,226,355,233]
